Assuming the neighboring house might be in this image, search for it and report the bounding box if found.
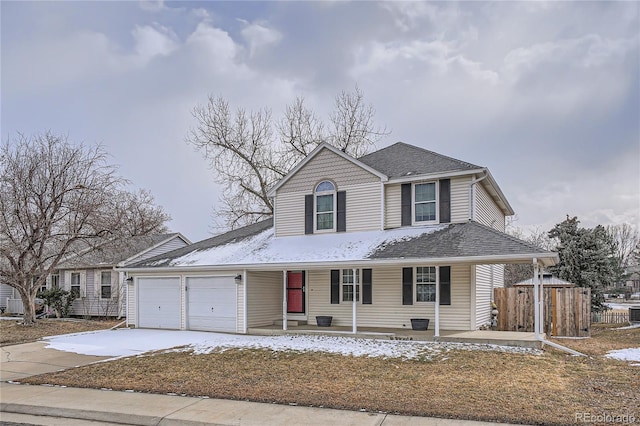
[122,142,557,336]
[3,233,190,316]
[625,265,640,294]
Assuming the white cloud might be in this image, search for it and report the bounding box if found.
[132,23,179,63]
[240,21,282,58]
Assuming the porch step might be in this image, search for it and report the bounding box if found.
[273,319,307,327]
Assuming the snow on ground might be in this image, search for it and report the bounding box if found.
[44,328,540,360]
[606,348,640,366]
[605,302,640,311]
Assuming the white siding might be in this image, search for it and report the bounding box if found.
[450,176,471,223]
[127,237,189,264]
[384,177,471,230]
[384,184,401,229]
[474,264,504,328]
[475,184,505,231]
[307,265,471,331]
[345,182,382,232]
[278,148,380,194]
[275,182,382,237]
[275,192,305,237]
[246,271,282,327]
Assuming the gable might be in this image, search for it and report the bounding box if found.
[278,147,382,195]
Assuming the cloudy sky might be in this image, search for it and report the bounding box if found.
[2,1,638,241]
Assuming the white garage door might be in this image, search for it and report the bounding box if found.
[186,276,237,333]
[138,277,181,329]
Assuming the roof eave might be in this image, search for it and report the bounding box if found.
[385,168,487,184]
[119,252,558,273]
[482,169,515,216]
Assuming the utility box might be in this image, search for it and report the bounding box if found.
[629,307,640,323]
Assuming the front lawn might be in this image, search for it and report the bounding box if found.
[0,318,122,346]
[20,324,640,425]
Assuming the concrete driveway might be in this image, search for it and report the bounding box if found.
[0,341,109,381]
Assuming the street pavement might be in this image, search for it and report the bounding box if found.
[0,340,523,426]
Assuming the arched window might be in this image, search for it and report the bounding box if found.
[315,180,336,231]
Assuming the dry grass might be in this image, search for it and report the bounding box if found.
[21,325,640,425]
[0,318,122,346]
[549,323,640,356]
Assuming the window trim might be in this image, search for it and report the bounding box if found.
[100,270,113,299]
[415,266,437,303]
[70,272,82,297]
[314,180,337,233]
[341,269,360,303]
[412,181,439,225]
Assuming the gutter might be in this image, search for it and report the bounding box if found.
[117,252,559,274]
[469,171,488,221]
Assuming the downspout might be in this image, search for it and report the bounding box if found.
[380,181,385,230]
[352,268,357,334]
[469,171,488,221]
[282,270,287,331]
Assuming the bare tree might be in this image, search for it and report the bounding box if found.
[606,223,639,268]
[504,220,555,286]
[0,133,170,325]
[187,86,389,231]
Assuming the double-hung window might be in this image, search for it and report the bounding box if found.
[416,266,436,302]
[414,182,437,223]
[100,271,112,299]
[70,272,81,297]
[50,274,59,289]
[315,181,336,231]
[33,276,46,294]
[342,269,360,302]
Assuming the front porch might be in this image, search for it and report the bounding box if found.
[248,324,543,349]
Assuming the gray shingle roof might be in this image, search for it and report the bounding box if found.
[368,221,551,260]
[58,233,180,269]
[358,142,482,178]
[128,219,274,268]
[127,219,553,269]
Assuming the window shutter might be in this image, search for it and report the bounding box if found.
[305,194,314,234]
[401,184,412,226]
[402,267,413,305]
[330,269,340,304]
[80,272,87,297]
[362,268,372,304]
[94,271,100,298]
[439,179,451,223]
[337,191,346,232]
[439,266,451,306]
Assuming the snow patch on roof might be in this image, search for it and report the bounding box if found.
[164,224,449,267]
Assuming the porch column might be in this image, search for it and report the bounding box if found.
[538,265,544,337]
[533,259,540,339]
[352,268,357,334]
[282,270,287,331]
[435,266,440,338]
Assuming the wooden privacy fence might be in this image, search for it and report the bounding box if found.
[592,311,629,324]
[494,287,591,337]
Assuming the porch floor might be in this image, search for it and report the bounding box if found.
[248,325,543,349]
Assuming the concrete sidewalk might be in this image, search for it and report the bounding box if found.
[0,382,520,426]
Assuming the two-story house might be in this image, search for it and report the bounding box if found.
[122,142,557,336]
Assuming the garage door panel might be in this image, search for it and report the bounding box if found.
[187,277,237,333]
[138,277,181,330]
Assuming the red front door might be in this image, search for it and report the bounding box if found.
[287,271,305,314]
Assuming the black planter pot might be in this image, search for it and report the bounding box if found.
[410,318,430,331]
[316,316,333,327]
